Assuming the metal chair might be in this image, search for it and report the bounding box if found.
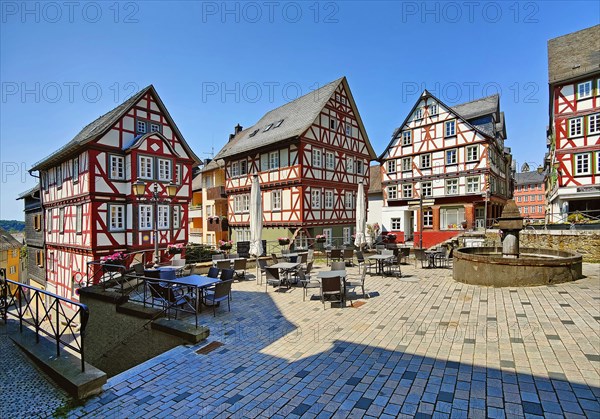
[342,249,354,266]
[271,253,279,264]
[331,261,346,271]
[328,249,342,266]
[207,267,220,278]
[355,251,375,274]
[346,270,367,299]
[320,276,342,309]
[233,259,247,280]
[375,245,386,254]
[298,269,320,301]
[220,268,235,282]
[203,280,232,316]
[399,247,410,264]
[384,255,402,277]
[257,259,270,285]
[413,249,428,268]
[265,267,281,292]
[216,259,231,271]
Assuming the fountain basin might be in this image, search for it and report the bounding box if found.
[453,247,582,287]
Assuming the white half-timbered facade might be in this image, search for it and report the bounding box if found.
[31,86,199,304]
[379,90,512,249]
[218,77,376,247]
[546,25,600,222]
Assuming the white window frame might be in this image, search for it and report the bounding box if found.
[139,205,152,231]
[157,205,170,230]
[231,162,240,177]
[575,153,590,175]
[446,179,459,195]
[76,205,82,234]
[175,164,182,184]
[345,123,352,136]
[577,81,592,100]
[415,108,423,120]
[312,149,322,168]
[269,151,279,170]
[356,160,363,175]
[421,181,432,197]
[158,158,172,182]
[311,190,321,209]
[109,155,125,180]
[136,120,147,134]
[343,227,352,244]
[345,192,353,209]
[323,228,332,246]
[242,194,250,213]
[387,185,397,200]
[391,218,402,230]
[59,208,64,234]
[56,164,63,188]
[402,131,412,146]
[466,176,480,193]
[325,190,334,209]
[271,190,281,211]
[445,120,456,137]
[387,160,396,174]
[150,123,161,133]
[466,145,479,162]
[72,157,79,183]
[588,113,600,135]
[402,157,411,172]
[346,157,354,173]
[326,152,335,170]
[109,204,125,232]
[569,117,583,137]
[47,209,52,232]
[446,149,457,165]
[138,155,153,180]
[173,206,180,229]
[423,210,433,227]
[420,154,431,169]
[597,151,600,174]
[402,184,413,198]
[441,207,465,230]
[430,104,438,116]
[240,160,248,176]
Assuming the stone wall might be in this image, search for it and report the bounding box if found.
[484,229,600,262]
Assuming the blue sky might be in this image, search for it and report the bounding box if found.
[1,1,598,220]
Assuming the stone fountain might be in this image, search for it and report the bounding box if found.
[453,199,582,287]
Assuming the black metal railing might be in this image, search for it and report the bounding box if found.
[0,268,90,372]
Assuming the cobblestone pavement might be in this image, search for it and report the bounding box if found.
[0,324,70,418]
[70,262,600,418]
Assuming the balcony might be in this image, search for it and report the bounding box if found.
[207,217,228,232]
[207,186,226,200]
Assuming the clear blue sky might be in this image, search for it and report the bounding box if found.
[1,1,598,220]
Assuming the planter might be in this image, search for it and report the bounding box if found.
[168,248,182,255]
[316,238,326,243]
[220,245,232,251]
[278,240,290,246]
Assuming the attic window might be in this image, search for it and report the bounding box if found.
[264,124,274,132]
[137,120,147,134]
[274,119,284,128]
[430,104,438,116]
[249,129,259,137]
[150,123,161,133]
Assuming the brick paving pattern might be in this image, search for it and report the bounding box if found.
[64,261,600,418]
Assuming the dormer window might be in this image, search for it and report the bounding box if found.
[136,120,147,134]
[430,104,438,116]
[415,108,423,120]
[249,129,259,137]
[150,123,161,133]
[274,119,284,128]
[264,123,273,132]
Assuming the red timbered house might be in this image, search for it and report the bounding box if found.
[379,90,513,249]
[546,25,600,222]
[218,77,376,247]
[30,85,199,305]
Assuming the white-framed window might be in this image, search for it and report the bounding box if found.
[402,157,412,172]
[391,218,402,230]
[325,190,334,209]
[423,210,433,227]
[466,145,479,162]
[242,194,250,212]
[466,176,480,193]
[150,123,161,133]
[312,149,322,168]
[158,159,172,181]
[446,149,457,165]
[59,208,64,234]
[345,123,352,136]
[446,178,459,195]
[575,153,590,175]
[269,151,279,170]
[597,151,600,174]
[139,205,152,230]
[430,104,438,116]
[569,117,583,137]
[311,190,321,209]
[415,108,423,119]
[387,185,397,200]
[421,181,432,197]
[402,184,413,198]
[136,120,147,134]
[524,195,529,202]
[157,205,169,229]
[9,266,16,275]
[109,155,125,180]
[445,120,456,137]
[402,131,412,146]
[76,205,82,234]
[523,206,529,214]
[538,205,543,213]
[110,204,125,232]
[346,157,354,172]
[56,164,63,187]
[173,206,180,229]
[272,190,281,210]
[345,192,353,209]
[323,228,332,246]
[47,209,52,232]
[387,160,396,173]
[588,113,600,134]
[240,160,248,176]
[138,156,153,179]
[577,81,592,100]
[356,160,363,175]
[343,227,352,244]
[517,196,522,202]
[326,152,335,170]
[175,165,181,184]
[231,162,240,177]
[206,204,213,217]
[420,154,431,169]
[538,194,543,201]
[72,157,79,183]
[441,207,465,230]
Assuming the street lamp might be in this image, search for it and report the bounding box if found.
[133,181,177,267]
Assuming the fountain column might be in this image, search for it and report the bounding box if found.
[497,200,523,259]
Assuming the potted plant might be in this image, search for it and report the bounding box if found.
[167,243,184,254]
[461,220,468,229]
[278,237,290,246]
[218,240,233,251]
[315,234,326,243]
[100,251,126,272]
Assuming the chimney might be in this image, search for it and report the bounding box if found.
[229,133,235,141]
[235,123,243,134]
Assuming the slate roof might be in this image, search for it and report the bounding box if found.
[450,94,499,121]
[515,171,545,185]
[17,185,40,200]
[218,77,375,159]
[0,227,22,251]
[548,25,600,84]
[31,85,200,170]
[368,164,382,194]
[191,170,202,191]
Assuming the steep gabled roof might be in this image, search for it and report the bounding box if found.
[378,90,500,160]
[450,94,499,120]
[31,85,199,170]
[17,185,40,200]
[515,171,545,185]
[0,227,22,251]
[548,25,600,84]
[218,77,375,159]
[368,164,382,194]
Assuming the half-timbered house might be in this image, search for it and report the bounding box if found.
[17,185,45,289]
[30,85,199,304]
[379,90,513,249]
[218,77,376,247]
[546,25,600,222]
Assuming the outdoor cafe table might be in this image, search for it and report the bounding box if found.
[281,253,299,261]
[366,254,394,275]
[424,250,443,268]
[316,270,348,306]
[162,275,220,312]
[270,262,300,285]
